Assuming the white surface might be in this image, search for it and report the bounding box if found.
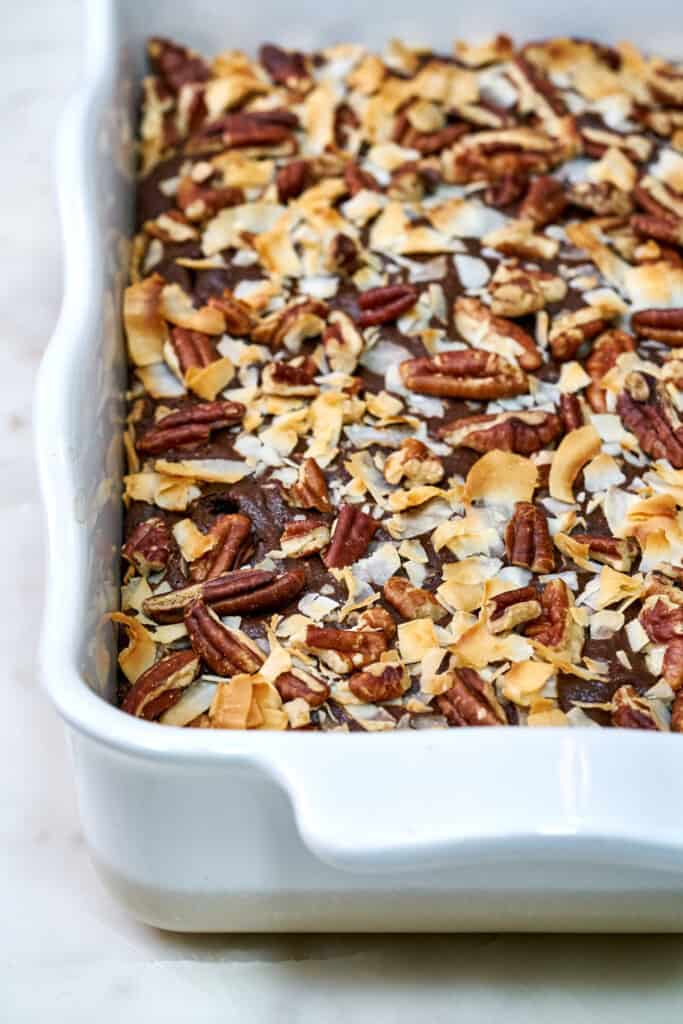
[5,0,683,1018]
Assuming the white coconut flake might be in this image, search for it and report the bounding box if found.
[298,592,339,621]
[160,681,217,727]
[354,542,401,586]
[454,253,491,290]
[299,275,340,299]
[567,706,601,728]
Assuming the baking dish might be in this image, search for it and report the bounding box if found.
[35,0,683,931]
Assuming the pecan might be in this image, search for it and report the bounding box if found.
[559,394,584,433]
[286,458,331,513]
[586,329,636,412]
[121,649,199,719]
[526,579,583,662]
[189,514,253,581]
[185,600,264,675]
[276,159,310,202]
[631,213,683,248]
[633,182,679,219]
[383,577,447,622]
[356,284,418,327]
[170,327,217,374]
[399,122,467,155]
[123,517,173,575]
[274,669,330,708]
[484,173,528,208]
[672,690,683,733]
[440,409,561,455]
[280,518,330,557]
[549,307,610,362]
[388,162,431,202]
[383,439,443,485]
[617,372,683,468]
[259,43,310,89]
[176,177,244,220]
[357,606,397,641]
[262,359,318,396]
[640,596,683,644]
[487,262,567,318]
[632,308,683,347]
[143,567,306,623]
[252,298,327,351]
[400,349,528,399]
[611,685,661,731]
[305,624,388,674]
[348,662,408,702]
[328,233,360,276]
[519,175,566,227]
[454,296,542,371]
[505,502,555,574]
[566,181,633,217]
[323,505,379,569]
[663,638,683,690]
[436,668,506,726]
[487,586,542,634]
[569,534,637,572]
[206,290,254,336]
[148,37,209,93]
[136,401,245,455]
[219,112,294,149]
[344,161,380,195]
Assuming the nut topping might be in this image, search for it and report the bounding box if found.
[383,439,443,485]
[286,458,331,513]
[323,505,379,569]
[276,159,310,202]
[611,685,661,730]
[559,393,584,433]
[143,567,305,623]
[526,579,583,662]
[632,308,683,347]
[305,624,388,674]
[274,669,330,707]
[549,307,611,362]
[400,349,527,399]
[487,262,567,318]
[348,662,408,702]
[259,43,310,89]
[519,175,566,227]
[383,577,447,622]
[280,518,330,557]
[136,401,245,455]
[505,502,555,574]
[569,534,637,572]
[356,284,418,327]
[170,327,217,373]
[123,517,173,575]
[454,296,542,371]
[662,639,683,691]
[122,649,200,719]
[617,372,683,468]
[487,586,542,634]
[440,410,562,455]
[436,668,506,726]
[185,600,265,675]
[586,329,635,412]
[189,514,253,581]
[205,290,254,336]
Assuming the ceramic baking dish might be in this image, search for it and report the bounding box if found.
[35,0,683,931]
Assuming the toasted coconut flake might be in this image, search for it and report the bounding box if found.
[558,361,591,394]
[500,661,555,707]
[583,452,625,493]
[464,451,538,506]
[549,425,601,504]
[137,362,187,398]
[154,458,250,484]
[483,220,559,261]
[123,471,201,511]
[586,146,637,192]
[160,680,218,727]
[596,566,644,609]
[108,612,156,683]
[184,357,235,400]
[398,618,440,663]
[202,202,285,256]
[172,518,217,562]
[527,703,568,727]
[305,392,345,467]
[452,622,533,668]
[160,283,226,334]
[124,275,169,366]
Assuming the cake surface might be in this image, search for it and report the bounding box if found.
[118,34,683,732]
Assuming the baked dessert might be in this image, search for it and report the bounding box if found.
[117,33,683,732]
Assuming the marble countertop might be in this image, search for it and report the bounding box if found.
[4,2,683,1019]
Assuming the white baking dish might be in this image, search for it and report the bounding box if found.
[35,0,683,931]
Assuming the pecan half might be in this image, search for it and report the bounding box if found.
[383,439,443,485]
[206,290,254,336]
[136,401,245,455]
[219,112,295,149]
[286,458,331,513]
[549,307,611,362]
[611,685,661,730]
[274,669,330,707]
[519,175,566,227]
[632,308,683,347]
[662,638,683,690]
[436,668,506,726]
[487,585,542,634]
[323,505,379,569]
[440,409,561,455]
[383,577,447,622]
[586,329,635,412]
[170,327,217,373]
[505,502,555,574]
[566,181,633,217]
[122,649,200,719]
[185,600,265,675]
[398,121,467,155]
[123,517,173,575]
[189,514,253,582]
[569,534,637,572]
[631,213,683,248]
[252,298,327,351]
[485,173,528,208]
[305,624,388,674]
[617,372,683,468]
[400,349,527,399]
[356,284,418,327]
[454,296,542,371]
[672,690,683,733]
[262,359,318,396]
[348,662,408,702]
[640,596,683,644]
[276,159,310,202]
[143,567,305,623]
[176,177,244,220]
[559,393,584,433]
[259,43,310,89]
[148,37,209,93]
[526,579,583,662]
[487,262,567,318]
[344,161,380,195]
[280,518,330,557]
[357,606,397,641]
[328,233,360,276]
